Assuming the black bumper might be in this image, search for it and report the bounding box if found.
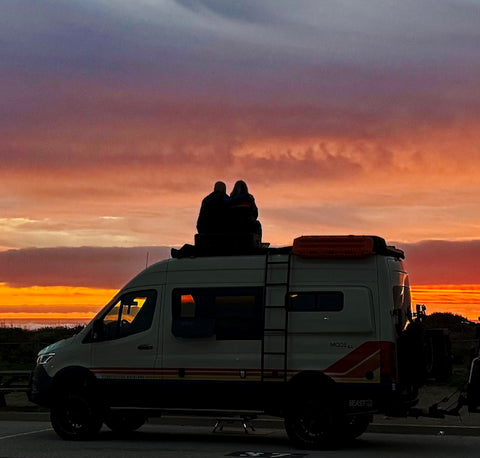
[28,365,53,407]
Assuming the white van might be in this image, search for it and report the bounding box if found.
[30,235,421,448]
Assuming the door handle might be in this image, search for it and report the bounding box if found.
[137,344,153,350]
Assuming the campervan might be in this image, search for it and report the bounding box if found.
[30,235,433,448]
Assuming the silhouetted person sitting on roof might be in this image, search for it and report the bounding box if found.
[196,181,229,234]
[226,180,262,237]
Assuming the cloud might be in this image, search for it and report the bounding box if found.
[1,1,480,249]
[396,240,480,285]
[3,1,480,113]
[1,241,479,289]
[0,246,171,288]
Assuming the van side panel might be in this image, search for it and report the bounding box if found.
[287,256,380,385]
[34,252,403,414]
[156,255,387,411]
[160,256,266,409]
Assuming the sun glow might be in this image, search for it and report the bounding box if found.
[0,284,116,326]
[411,285,480,321]
[1,283,479,327]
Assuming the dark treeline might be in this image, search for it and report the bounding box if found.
[424,312,476,333]
[0,326,84,370]
[424,312,479,367]
[0,313,478,371]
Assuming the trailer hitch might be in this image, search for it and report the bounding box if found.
[406,352,480,419]
[407,394,469,419]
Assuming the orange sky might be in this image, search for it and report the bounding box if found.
[0,284,115,327]
[410,285,480,321]
[0,283,479,327]
[1,2,480,326]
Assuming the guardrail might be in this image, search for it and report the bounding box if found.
[0,370,31,407]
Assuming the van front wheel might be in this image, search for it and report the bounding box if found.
[50,392,103,440]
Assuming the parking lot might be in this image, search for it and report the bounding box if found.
[2,418,480,458]
[2,388,480,457]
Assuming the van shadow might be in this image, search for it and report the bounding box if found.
[96,424,388,452]
[96,427,467,455]
[100,425,291,447]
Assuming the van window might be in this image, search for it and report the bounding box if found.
[172,287,263,340]
[393,278,412,334]
[288,292,344,311]
[94,290,157,341]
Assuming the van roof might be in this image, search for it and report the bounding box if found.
[171,235,404,260]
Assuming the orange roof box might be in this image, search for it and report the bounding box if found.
[292,235,376,259]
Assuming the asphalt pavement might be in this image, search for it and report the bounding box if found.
[2,387,480,437]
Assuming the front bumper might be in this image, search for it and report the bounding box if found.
[28,365,53,407]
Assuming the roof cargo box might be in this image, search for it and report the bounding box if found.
[292,235,404,259]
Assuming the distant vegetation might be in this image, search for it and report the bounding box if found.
[424,312,479,367]
[424,312,477,333]
[421,312,479,389]
[0,313,478,373]
[0,326,84,370]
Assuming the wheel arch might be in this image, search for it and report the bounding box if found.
[51,366,98,396]
[284,370,339,409]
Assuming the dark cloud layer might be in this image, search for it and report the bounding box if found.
[397,240,480,285]
[1,241,479,289]
[2,1,480,178]
[0,246,171,289]
[3,1,480,134]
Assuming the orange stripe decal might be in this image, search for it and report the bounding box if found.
[324,341,384,378]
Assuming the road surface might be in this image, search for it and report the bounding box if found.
[1,419,480,458]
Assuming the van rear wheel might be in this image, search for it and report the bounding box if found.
[50,392,103,440]
[284,398,344,449]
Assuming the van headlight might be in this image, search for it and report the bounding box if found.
[37,352,55,365]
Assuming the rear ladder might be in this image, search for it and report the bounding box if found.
[261,253,292,382]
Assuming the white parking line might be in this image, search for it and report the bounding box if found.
[0,428,53,440]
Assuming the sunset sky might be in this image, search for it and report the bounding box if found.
[1,1,480,326]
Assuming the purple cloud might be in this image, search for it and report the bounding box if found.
[0,246,171,288]
[1,241,480,289]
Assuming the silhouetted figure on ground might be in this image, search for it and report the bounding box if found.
[226,180,262,237]
[196,181,229,234]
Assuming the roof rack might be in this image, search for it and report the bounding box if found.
[171,234,404,259]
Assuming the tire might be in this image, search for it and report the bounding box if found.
[50,392,103,440]
[104,412,146,433]
[284,398,345,449]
